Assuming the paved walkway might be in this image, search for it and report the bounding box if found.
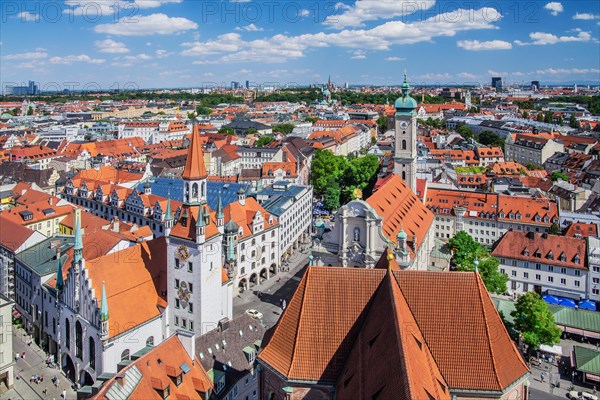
[233,246,309,329]
[3,326,76,400]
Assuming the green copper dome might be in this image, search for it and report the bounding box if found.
[397,228,408,240]
[394,72,417,112]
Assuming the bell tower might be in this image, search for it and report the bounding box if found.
[393,71,417,192]
[182,120,208,206]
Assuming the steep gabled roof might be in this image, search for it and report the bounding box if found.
[182,125,208,180]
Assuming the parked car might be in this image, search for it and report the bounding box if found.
[245,309,263,319]
[568,391,599,400]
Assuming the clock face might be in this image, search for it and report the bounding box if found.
[399,120,409,129]
[177,281,190,308]
[177,244,190,263]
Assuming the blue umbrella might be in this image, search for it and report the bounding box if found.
[558,298,577,308]
[543,295,560,305]
[579,300,597,311]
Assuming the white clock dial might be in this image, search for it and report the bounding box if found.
[399,120,409,129]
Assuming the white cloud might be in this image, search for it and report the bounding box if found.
[234,24,264,32]
[544,2,563,16]
[155,49,170,58]
[351,50,367,59]
[324,0,436,29]
[385,56,405,61]
[573,13,600,20]
[49,54,105,64]
[457,39,512,50]
[300,9,310,17]
[515,30,592,45]
[181,7,503,63]
[95,13,197,36]
[17,11,38,22]
[416,72,453,81]
[457,72,478,79]
[3,51,47,60]
[203,72,214,77]
[95,39,130,53]
[535,67,600,75]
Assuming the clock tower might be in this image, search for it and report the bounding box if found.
[393,72,418,192]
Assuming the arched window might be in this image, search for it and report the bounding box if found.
[65,319,71,349]
[402,140,407,150]
[146,336,154,346]
[402,171,406,180]
[121,349,130,361]
[201,182,205,197]
[192,183,198,198]
[75,321,83,359]
[89,337,96,369]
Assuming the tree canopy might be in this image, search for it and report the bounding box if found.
[551,171,569,182]
[271,123,295,135]
[477,131,505,148]
[196,106,212,115]
[255,136,275,147]
[447,231,508,294]
[511,292,561,349]
[310,150,379,211]
[218,127,234,135]
[456,125,474,141]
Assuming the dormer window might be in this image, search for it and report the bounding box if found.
[544,217,550,223]
[559,253,567,262]
[574,255,581,264]
[523,249,530,256]
[547,251,554,260]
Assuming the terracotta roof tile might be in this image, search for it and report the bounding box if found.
[181,125,208,180]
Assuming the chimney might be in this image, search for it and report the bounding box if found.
[49,197,53,206]
[177,330,196,364]
[115,372,126,387]
[112,219,120,233]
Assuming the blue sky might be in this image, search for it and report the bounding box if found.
[1,0,599,90]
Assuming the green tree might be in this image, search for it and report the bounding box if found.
[548,223,561,235]
[525,162,543,170]
[557,116,563,126]
[544,112,554,124]
[218,127,234,135]
[522,111,529,119]
[551,171,569,182]
[246,128,258,135]
[376,115,388,132]
[478,131,503,147]
[196,106,212,115]
[457,125,474,141]
[255,136,275,147]
[341,154,380,203]
[305,116,318,123]
[569,114,580,129]
[272,123,295,135]
[511,292,561,349]
[447,231,508,294]
[26,106,33,115]
[536,113,544,122]
[310,150,348,195]
[323,177,341,211]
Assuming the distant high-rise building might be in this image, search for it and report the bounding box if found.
[344,81,349,89]
[531,81,540,91]
[465,91,472,109]
[6,80,38,95]
[491,77,502,90]
[245,80,250,89]
[574,84,578,93]
[231,81,240,90]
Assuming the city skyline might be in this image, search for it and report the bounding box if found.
[1,0,600,90]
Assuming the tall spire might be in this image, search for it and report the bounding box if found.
[165,197,173,221]
[182,120,208,180]
[216,191,224,219]
[56,248,64,291]
[100,281,109,322]
[73,209,83,264]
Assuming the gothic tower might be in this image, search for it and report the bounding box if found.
[393,71,418,192]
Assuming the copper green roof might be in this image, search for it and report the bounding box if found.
[573,346,600,375]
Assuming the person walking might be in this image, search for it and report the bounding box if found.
[61,389,66,399]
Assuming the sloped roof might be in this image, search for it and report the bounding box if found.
[0,216,38,252]
[181,124,208,180]
[365,174,434,257]
[259,267,528,394]
[336,271,450,400]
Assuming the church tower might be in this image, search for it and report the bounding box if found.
[167,120,232,336]
[393,71,418,192]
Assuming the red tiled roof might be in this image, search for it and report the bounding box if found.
[0,216,38,252]
[492,231,586,270]
[259,266,528,393]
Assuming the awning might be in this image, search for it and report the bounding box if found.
[539,344,563,356]
[559,298,577,308]
[543,295,560,305]
[579,300,597,311]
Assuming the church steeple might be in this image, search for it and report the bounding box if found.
[393,70,417,192]
[100,281,109,339]
[56,248,64,291]
[182,119,208,205]
[216,191,224,228]
[73,208,83,264]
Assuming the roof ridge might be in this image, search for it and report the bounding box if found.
[386,273,416,400]
[287,266,312,378]
[474,272,502,391]
[392,272,445,399]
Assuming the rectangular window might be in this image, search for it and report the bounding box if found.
[511,271,517,277]
[500,268,505,274]
[523,272,529,279]
[189,283,193,293]
[190,321,194,331]
[188,262,193,272]
[574,281,580,287]
[575,270,581,276]
[175,316,179,326]
[560,278,566,285]
[175,258,180,269]
[536,263,541,269]
[548,266,554,272]
[535,274,541,281]
[175,299,180,309]
[182,318,187,329]
[561,268,567,274]
[189,303,193,313]
[548,276,554,283]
